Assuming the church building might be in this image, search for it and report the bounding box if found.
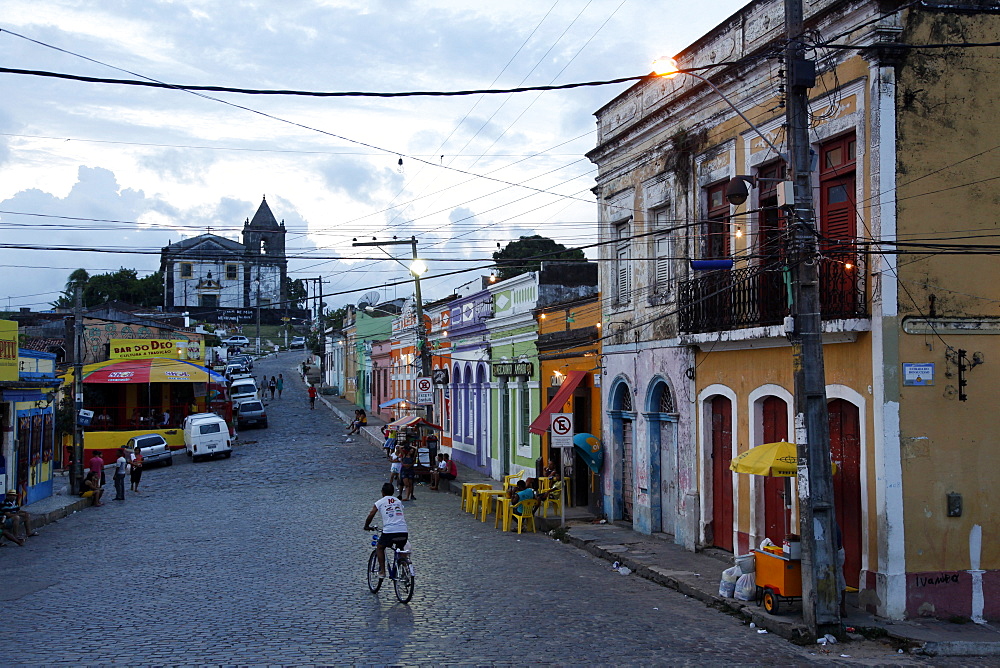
[160,197,288,320]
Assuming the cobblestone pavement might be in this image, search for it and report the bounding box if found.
[0,354,962,666]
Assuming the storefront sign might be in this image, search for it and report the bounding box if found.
[493,362,533,377]
[0,319,17,382]
[110,339,204,361]
[902,363,935,386]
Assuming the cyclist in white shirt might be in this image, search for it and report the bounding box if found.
[364,483,409,578]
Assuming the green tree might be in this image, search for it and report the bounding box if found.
[284,276,308,309]
[52,267,163,309]
[492,235,586,281]
[85,268,163,308]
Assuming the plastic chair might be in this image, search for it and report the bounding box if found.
[540,481,564,518]
[502,470,525,491]
[467,484,493,517]
[508,498,539,534]
[462,483,491,512]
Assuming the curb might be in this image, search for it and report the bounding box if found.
[560,531,812,644]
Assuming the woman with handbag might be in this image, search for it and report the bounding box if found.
[129,446,144,493]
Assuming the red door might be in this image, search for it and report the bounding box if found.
[829,399,862,588]
[761,396,789,544]
[711,396,734,551]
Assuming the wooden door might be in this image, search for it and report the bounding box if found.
[711,396,733,551]
[621,420,634,522]
[829,399,862,588]
[761,396,788,544]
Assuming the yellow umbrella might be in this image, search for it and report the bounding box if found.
[730,441,838,477]
[730,441,799,477]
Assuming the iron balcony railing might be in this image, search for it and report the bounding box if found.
[678,253,867,334]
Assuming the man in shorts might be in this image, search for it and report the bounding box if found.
[363,483,409,579]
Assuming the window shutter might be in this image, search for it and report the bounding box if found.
[821,177,855,244]
[655,234,672,288]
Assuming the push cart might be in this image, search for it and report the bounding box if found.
[753,548,802,614]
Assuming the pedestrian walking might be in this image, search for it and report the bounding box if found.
[276,374,284,399]
[308,384,317,410]
[268,376,277,400]
[112,448,128,501]
[129,446,143,493]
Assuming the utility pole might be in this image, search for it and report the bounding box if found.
[352,236,432,422]
[785,0,841,636]
[255,273,262,356]
[70,282,84,495]
[317,275,326,385]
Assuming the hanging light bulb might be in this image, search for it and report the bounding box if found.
[736,226,744,239]
[397,156,404,174]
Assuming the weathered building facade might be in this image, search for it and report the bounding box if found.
[589,0,1000,621]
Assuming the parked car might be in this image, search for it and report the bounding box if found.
[237,400,268,429]
[222,335,250,346]
[290,336,306,349]
[125,434,173,467]
[224,363,248,380]
[229,380,259,407]
[231,354,254,370]
[183,413,232,461]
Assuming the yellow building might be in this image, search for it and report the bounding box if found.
[589,0,1000,620]
[531,294,603,512]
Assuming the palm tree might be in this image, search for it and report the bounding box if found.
[51,269,91,308]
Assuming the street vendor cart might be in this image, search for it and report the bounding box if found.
[384,415,442,479]
[753,547,802,614]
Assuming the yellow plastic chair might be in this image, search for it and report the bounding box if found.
[509,498,539,534]
[462,483,491,513]
[467,484,494,517]
[540,481,564,518]
[502,470,525,492]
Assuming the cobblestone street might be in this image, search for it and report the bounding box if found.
[0,354,914,665]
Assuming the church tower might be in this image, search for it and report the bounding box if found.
[241,196,288,306]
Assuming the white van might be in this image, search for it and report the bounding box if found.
[183,413,233,461]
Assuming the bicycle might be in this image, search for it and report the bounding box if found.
[365,527,416,603]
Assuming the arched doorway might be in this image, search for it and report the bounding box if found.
[710,395,733,551]
[760,395,789,544]
[610,380,635,523]
[647,379,677,535]
[829,398,862,588]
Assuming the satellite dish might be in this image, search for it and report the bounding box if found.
[360,291,381,308]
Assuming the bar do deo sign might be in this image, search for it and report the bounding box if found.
[110,339,197,360]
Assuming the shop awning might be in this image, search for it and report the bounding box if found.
[63,357,226,384]
[387,415,442,430]
[528,369,588,435]
[379,398,411,409]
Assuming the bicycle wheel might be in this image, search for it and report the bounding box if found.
[367,551,383,593]
[393,557,415,603]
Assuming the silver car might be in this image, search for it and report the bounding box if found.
[125,434,174,467]
[237,400,268,429]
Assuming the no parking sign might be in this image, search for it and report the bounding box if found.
[550,413,574,449]
[416,377,433,405]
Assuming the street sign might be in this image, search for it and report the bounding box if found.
[416,376,433,405]
[551,413,574,449]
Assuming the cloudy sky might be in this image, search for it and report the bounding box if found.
[0,0,746,312]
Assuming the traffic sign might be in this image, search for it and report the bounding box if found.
[551,413,574,449]
[416,376,433,405]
